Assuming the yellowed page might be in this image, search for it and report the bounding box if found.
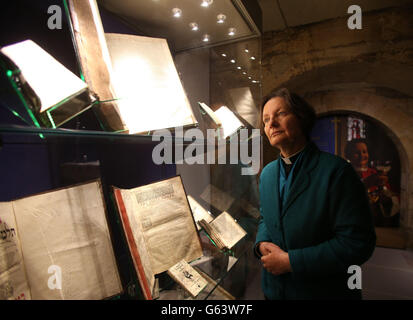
[12,181,122,300]
[198,102,222,127]
[214,106,244,138]
[125,176,203,275]
[210,212,247,249]
[105,33,197,134]
[1,40,87,113]
[0,202,31,300]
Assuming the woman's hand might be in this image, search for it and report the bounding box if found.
[260,242,292,275]
[259,242,279,255]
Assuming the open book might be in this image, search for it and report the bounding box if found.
[0,181,122,300]
[187,195,214,231]
[113,176,203,300]
[198,102,244,139]
[0,40,95,128]
[198,212,247,251]
[67,0,197,134]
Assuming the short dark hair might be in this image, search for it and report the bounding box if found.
[261,88,316,139]
[344,138,369,161]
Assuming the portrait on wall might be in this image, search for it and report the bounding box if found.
[311,114,401,230]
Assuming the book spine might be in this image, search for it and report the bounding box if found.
[114,189,153,300]
[199,219,225,250]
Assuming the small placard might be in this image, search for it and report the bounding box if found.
[167,260,208,298]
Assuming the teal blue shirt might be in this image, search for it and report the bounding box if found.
[279,150,304,212]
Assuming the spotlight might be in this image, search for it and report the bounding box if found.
[228,28,236,36]
[217,14,226,24]
[201,0,213,7]
[189,22,199,31]
[172,8,182,18]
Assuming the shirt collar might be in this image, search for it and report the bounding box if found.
[281,145,307,165]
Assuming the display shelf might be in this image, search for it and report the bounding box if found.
[0,0,262,300]
[0,123,260,300]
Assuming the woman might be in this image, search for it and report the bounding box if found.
[255,88,376,299]
[345,139,400,227]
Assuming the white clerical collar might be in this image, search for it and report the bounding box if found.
[281,145,306,165]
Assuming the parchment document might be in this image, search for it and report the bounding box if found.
[120,176,203,276]
[209,212,247,250]
[0,203,31,300]
[12,181,122,300]
[0,40,87,113]
[105,33,197,134]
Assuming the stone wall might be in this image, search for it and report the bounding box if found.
[261,6,413,96]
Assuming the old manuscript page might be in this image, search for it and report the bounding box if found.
[0,203,31,300]
[0,40,87,113]
[210,212,247,250]
[105,33,197,134]
[12,181,122,300]
[123,176,203,275]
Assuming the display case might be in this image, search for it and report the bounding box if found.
[0,0,263,300]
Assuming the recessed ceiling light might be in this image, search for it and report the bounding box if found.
[248,76,252,79]
[244,49,249,53]
[230,59,236,63]
[172,8,182,18]
[217,14,226,24]
[201,0,213,7]
[202,34,210,42]
[221,53,227,57]
[242,71,247,75]
[228,28,236,36]
[250,56,256,60]
[189,22,199,31]
[237,66,242,70]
